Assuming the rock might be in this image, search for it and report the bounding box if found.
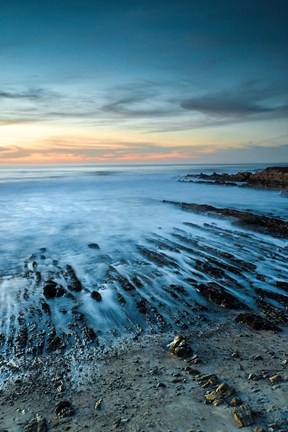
[91,291,102,301]
[254,355,263,361]
[205,390,218,402]
[55,400,75,417]
[185,167,288,191]
[248,373,263,381]
[235,313,281,331]
[196,374,218,386]
[168,335,192,358]
[23,414,47,432]
[216,383,229,394]
[230,397,242,406]
[66,264,82,292]
[88,243,100,249]
[252,428,266,432]
[56,286,65,297]
[163,201,288,238]
[94,398,102,410]
[196,282,247,309]
[269,374,282,384]
[43,280,57,299]
[232,403,255,427]
[215,383,235,397]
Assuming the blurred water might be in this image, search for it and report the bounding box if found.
[0,163,286,273]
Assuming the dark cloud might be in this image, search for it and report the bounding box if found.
[181,97,271,117]
[0,88,58,100]
[179,81,288,126]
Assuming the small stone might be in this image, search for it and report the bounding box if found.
[94,398,102,410]
[91,291,102,301]
[230,397,242,406]
[216,383,229,394]
[269,374,282,384]
[55,400,75,417]
[248,373,262,381]
[254,355,263,361]
[196,374,218,386]
[232,404,254,427]
[156,382,166,388]
[252,428,266,432]
[205,390,218,402]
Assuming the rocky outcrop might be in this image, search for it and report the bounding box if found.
[181,166,288,191]
[196,282,247,309]
[235,313,281,331]
[247,166,288,190]
[163,200,288,238]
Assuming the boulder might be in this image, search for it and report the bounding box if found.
[232,404,254,427]
[168,335,192,358]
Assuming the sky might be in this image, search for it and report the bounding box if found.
[0,0,288,164]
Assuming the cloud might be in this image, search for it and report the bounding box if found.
[0,88,57,100]
[181,97,271,117]
[1,79,287,134]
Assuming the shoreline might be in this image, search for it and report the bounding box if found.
[1,316,287,431]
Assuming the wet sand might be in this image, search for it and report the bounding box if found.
[1,316,288,431]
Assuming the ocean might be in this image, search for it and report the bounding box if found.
[0,163,287,358]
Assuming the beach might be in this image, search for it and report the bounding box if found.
[0,164,287,431]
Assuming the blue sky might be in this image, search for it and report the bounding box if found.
[0,0,287,163]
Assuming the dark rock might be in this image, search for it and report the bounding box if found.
[88,243,100,250]
[163,201,288,238]
[196,282,247,309]
[66,264,82,292]
[43,280,57,299]
[42,302,51,315]
[137,298,148,314]
[91,290,102,301]
[184,166,288,191]
[55,400,75,417]
[47,336,64,352]
[235,313,281,331]
[276,280,288,292]
[56,286,66,297]
[232,403,254,427]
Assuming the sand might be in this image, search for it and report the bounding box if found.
[1,315,287,432]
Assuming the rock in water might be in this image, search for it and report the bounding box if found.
[232,404,254,427]
[43,280,57,299]
[91,290,102,301]
[88,243,100,249]
[168,335,192,358]
[23,415,47,432]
